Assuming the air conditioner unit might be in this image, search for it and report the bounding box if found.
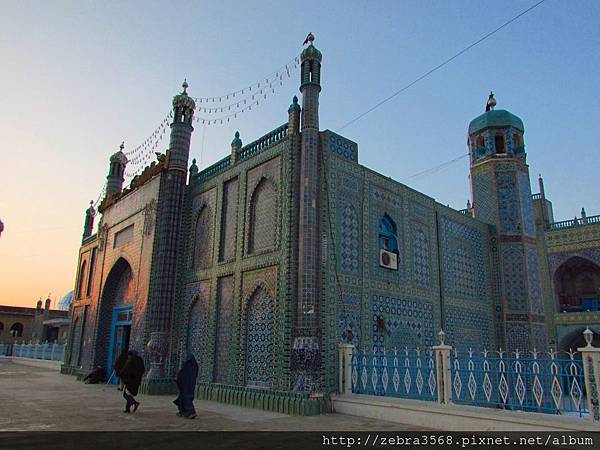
[379,249,398,270]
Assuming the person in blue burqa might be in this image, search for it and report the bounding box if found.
[173,353,199,418]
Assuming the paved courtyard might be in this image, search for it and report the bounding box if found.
[0,359,424,431]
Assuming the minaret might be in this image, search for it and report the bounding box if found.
[82,200,96,241]
[146,80,195,380]
[468,93,547,352]
[293,34,323,392]
[105,142,128,195]
[230,131,242,165]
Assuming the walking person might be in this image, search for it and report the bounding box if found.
[173,353,199,419]
[113,347,129,391]
[120,349,145,413]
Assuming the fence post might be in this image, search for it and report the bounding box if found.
[432,330,453,405]
[338,344,355,394]
[51,341,56,360]
[578,328,600,422]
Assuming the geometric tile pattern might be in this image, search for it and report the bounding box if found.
[526,245,544,315]
[244,288,274,388]
[340,204,359,274]
[187,292,208,375]
[213,276,234,383]
[193,206,213,269]
[440,217,487,300]
[371,294,434,353]
[446,305,492,351]
[507,322,532,352]
[496,171,521,234]
[338,312,360,346]
[502,245,527,313]
[472,171,495,225]
[219,178,239,262]
[248,178,277,254]
[412,224,431,288]
[518,171,536,237]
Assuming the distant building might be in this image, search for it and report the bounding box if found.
[62,40,600,401]
[0,297,70,344]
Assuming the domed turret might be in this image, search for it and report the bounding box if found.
[106,142,128,195]
[172,79,195,125]
[468,94,526,163]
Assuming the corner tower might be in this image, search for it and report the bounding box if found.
[293,34,323,392]
[105,142,128,196]
[469,93,547,351]
[146,80,195,381]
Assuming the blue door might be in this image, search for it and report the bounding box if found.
[107,306,132,384]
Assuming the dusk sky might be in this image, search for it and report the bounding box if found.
[1,0,598,307]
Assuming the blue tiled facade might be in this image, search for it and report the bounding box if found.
[66,46,600,407]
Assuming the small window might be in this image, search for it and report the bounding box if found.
[86,247,97,297]
[0,321,4,336]
[495,135,506,154]
[379,215,398,252]
[114,225,134,248]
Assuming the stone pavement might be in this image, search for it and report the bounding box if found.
[0,359,426,431]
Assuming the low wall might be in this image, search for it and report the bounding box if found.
[332,394,600,432]
[3,356,61,371]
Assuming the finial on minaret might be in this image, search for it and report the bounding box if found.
[182,79,188,94]
[120,141,125,152]
[538,174,545,197]
[582,207,587,220]
[485,92,496,112]
[467,199,472,210]
[303,32,315,45]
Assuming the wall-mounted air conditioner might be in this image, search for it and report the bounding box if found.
[379,249,398,270]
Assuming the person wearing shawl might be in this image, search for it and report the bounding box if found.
[120,349,145,413]
[113,347,129,391]
[173,353,199,418]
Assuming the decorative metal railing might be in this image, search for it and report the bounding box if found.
[450,348,587,416]
[550,214,600,230]
[11,342,65,362]
[237,123,289,162]
[351,348,437,401]
[194,156,231,183]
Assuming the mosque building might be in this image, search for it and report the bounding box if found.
[61,39,600,409]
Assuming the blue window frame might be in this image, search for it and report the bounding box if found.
[379,215,398,252]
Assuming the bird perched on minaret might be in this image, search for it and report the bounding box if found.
[0,219,4,238]
[303,32,315,45]
[485,92,496,112]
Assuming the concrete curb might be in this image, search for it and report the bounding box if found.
[2,357,61,371]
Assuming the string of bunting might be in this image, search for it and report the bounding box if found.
[193,54,300,104]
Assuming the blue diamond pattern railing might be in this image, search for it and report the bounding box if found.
[450,348,587,416]
[351,348,437,401]
[9,342,65,362]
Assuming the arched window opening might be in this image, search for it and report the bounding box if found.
[10,322,24,338]
[494,135,506,154]
[476,135,485,148]
[0,322,4,336]
[379,215,398,253]
[77,261,87,299]
[248,178,277,254]
[555,257,600,312]
[513,133,523,148]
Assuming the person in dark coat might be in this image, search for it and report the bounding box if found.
[120,350,145,413]
[173,353,199,418]
[113,348,129,391]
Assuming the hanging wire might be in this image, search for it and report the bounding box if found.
[337,0,548,131]
[193,54,300,103]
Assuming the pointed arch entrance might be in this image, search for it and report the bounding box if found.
[97,257,134,381]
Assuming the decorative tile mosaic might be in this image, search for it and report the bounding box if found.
[445,305,492,350]
[371,294,434,353]
[338,312,360,346]
[501,244,527,313]
[526,245,544,315]
[496,171,521,234]
[518,171,536,237]
[213,276,234,383]
[412,223,431,289]
[340,204,360,274]
[244,288,274,388]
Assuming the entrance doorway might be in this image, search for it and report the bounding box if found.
[107,306,132,384]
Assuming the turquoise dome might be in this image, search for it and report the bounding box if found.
[468,109,524,135]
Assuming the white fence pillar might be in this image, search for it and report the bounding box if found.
[432,330,453,405]
[338,344,355,394]
[578,328,600,422]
